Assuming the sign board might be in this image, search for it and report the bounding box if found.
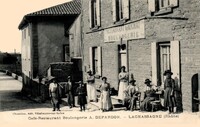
[104,20,145,42]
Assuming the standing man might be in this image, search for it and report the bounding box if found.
[86,70,96,102]
[49,76,61,111]
[64,76,74,108]
[163,70,177,114]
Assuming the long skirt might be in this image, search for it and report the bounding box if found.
[100,91,113,110]
[140,97,155,111]
[87,83,96,101]
[118,81,128,100]
[164,87,176,108]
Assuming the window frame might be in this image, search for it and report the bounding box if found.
[89,0,101,30]
[148,0,179,16]
[113,0,130,24]
[63,44,70,62]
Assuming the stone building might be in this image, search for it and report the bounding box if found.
[18,0,81,97]
[81,0,200,112]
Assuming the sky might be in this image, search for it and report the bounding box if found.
[0,0,72,53]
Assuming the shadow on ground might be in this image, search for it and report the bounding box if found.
[0,91,51,112]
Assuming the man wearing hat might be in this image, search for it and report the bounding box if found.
[140,79,157,111]
[49,77,61,111]
[123,77,140,111]
[64,76,74,108]
[163,70,177,114]
[86,70,97,102]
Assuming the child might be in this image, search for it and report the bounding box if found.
[76,81,87,111]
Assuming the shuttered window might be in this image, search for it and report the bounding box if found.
[112,0,130,22]
[151,41,180,87]
[89,46,102,76]
[89,0,101,29]
[148,0,178,13]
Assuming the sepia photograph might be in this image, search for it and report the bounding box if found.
[0,0,200,126]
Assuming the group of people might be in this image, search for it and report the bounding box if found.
[48,66,178,114]
[48,75,87,112]
[118,66,178,114]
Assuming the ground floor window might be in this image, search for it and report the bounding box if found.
[89,46,102,76]
[151,41,180,88]
[158,42,171,86]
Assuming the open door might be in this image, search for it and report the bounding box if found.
[192,73,199,112]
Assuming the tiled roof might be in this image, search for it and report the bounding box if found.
[18,0,81,29]
[27,0,81,16]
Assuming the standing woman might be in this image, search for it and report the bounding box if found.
[99,77,113,112]
[86,70,96,102]
[163,70,177,114]
[76,81,87,111]
[118,66,129,100]
[49,76,61,111]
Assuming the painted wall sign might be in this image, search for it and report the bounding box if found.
[104,20,145,42]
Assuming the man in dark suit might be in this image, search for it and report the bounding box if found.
[65,76,74,108]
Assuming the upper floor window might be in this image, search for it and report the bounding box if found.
[63,44,70,62]
[112,0,130,23]
[89,0,101,29]
[148,0,178,15]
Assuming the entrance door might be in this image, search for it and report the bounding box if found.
[118,44,128,71]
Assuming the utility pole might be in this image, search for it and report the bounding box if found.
[14,49,17,74]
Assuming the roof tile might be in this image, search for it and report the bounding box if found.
[26,0,81,16]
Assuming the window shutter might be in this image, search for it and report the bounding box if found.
[97,46,102,76]
[170,0,178,7]
[198,72,200,101]
[170,41,180,90]
[148,0,156,12]
[89,0,92,28]
[89,47,93,72]
[123,0,130,20]
[112,0,117,22]
[96,0,101,26]
[151,42,158,86]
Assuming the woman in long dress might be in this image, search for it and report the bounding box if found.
[100,77,113,112]
[86,70,96,102]
[118,66,129,100]
[163,70,177,114]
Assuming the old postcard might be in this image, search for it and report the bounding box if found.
[0,0,200,126]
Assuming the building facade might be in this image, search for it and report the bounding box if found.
[18,0,81,97]
[81,0,200,112]
[69,15,83,82]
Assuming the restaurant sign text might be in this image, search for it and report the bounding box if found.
[104,20,145,42]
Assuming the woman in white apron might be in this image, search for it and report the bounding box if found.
[118,66,129,100]
[86,70,96,102]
